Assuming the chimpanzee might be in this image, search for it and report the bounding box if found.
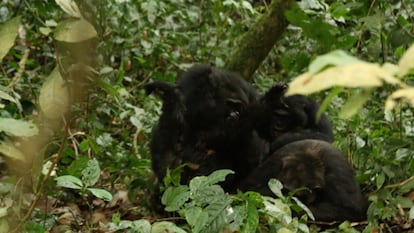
[252,84,334,152]
[145,64,267,190]
[238,139,368,222]
[144,81,186,181]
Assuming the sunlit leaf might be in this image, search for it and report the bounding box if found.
[39,67,69,119]
[55,175,83,189]
[0,142,25,161]
[0,118,38,137]
[339,90,372,119]
[385,87,414,110]
[309,50,360,74]
[55,0,82,18]
[398,43,414,77]
[54,19,97,43]
[0,207,8,218]
[87,188,113,201]
[287,62,401,96]
[0,16,21,60]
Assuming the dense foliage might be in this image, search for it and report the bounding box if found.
[0,0,413,232]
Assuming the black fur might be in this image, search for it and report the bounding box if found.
[144,81,186,181]
[146,64,267,190]
[252,84,334,151]
[238,139,367,222]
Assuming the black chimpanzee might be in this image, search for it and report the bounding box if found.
[252,84,334,152]
[238,139,368,222]
[145,64,267,190]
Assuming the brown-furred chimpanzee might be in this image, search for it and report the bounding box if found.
[238,139,368,222]
[145,64,268,191]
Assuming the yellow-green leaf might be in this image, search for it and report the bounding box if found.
[0,118,38,137]
[287,62,401,96]
[55,0,81,18]
[0,142,25,161]
[0,16,21,60]
[54,19,97,42]
[309,50,360,74]
[398,43,414,77]
[339,90,372,119]
[385,87,414,110]
[39,67,69,119]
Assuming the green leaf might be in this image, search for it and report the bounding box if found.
[309,50,360,74]
[151,221,187,233]
[189,169,234,192]
[0,89,17,103]
[55,0,82,18]
[54,18,97,42]
[185,206,208,233]
[55,175,83,189]
[0,16,21,61]
[268,179,284,198]
[87,188,112,201]
[0,118,38,137]
[398,43,414,77]
[339,89,372,119]
[161,185,190,212]
[409,206,414,220]
[376,172,386,189]
[291,196,314,220]
[39,67,69,119]
[240,200,259,233]
[82,159,100,187]
[0,207,8,218]
[0,219,9,233]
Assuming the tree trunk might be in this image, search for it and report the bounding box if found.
[225,0,294,80]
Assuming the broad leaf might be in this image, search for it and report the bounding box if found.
[54,19,97,43]
[55,0,82,18]
[309,50,360,74]
[268,179,284,198]
[185,206,208,233]
[385,87,414,110]
[161,186,190,212]
[0,118,38,137]
[339,89,372,119]
[87,188,112,201]
[82,159,100,187]
[0,142,25,161]
[55,175,83,189]
[287,62,401,96]
[151,221,187,233]
[0,16,21,60]
[39,67,69,119]
[398,43,414,77]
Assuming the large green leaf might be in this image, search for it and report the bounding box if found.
[38,67,69,119]
[0,118,38,137]
[87,188,113,201]
[54,19,97,42]
[0,16,21,60]
[55,175,83,189]
[81,159,100,187]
